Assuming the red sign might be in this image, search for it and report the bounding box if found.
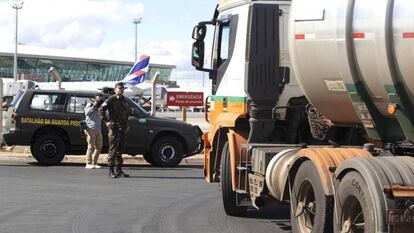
[295,34,305,40]
[167,92,204,107]
[403,32,414,39]
[352,32,365,39]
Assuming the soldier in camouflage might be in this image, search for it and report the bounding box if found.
[99,82,131,178]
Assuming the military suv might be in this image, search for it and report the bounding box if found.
[3,89,203,166]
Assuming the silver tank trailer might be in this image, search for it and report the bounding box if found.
[288,0,414,124]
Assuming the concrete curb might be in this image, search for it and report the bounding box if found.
[0,146,31,154]
[0,151,204,165]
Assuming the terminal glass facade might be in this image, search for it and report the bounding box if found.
[147,65,173,82]
[0,55,173,83]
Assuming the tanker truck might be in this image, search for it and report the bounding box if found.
[191,0,414,232]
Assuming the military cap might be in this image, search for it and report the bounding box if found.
[115,82,125,89]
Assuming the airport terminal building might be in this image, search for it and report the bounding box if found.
[0,46,175,83]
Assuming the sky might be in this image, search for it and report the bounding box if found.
[0,0,218,87]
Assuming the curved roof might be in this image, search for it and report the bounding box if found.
[0,44,176,83]
[0,44,176,69]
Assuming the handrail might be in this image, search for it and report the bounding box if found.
[205,95,211,123]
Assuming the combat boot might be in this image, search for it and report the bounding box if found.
[109,165,117,178]
[115,165,130,178]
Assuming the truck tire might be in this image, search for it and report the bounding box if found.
[334,171,374,233]
[291,160,333,233]
[151,137,183,167]
[220,142,246,216]
[31,134,66,166]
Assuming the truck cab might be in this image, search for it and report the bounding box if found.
[191,0,314,182]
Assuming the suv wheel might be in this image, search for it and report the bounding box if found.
[151,137,183,167]
[143,153,154,165]
[31,134,66,165]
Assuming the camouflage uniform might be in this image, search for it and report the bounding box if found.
[99,94,130,168]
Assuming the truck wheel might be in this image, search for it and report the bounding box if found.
[31,134,66,166]
[291,160,333,233]
[151,137,183,167]
[220,142,246,216]
[335,171,374,233]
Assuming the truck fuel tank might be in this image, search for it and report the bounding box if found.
[289,0,414,125]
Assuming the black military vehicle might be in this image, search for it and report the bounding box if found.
[3,89,203,166]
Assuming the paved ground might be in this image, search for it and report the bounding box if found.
[0,158,292,233]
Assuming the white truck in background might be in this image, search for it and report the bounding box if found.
[192,0,414,232]
[1,79,35,134]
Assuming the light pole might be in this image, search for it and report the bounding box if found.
[133,17,143,61]
[12,0,24,81]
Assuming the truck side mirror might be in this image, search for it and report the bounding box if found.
[192,25,207,40]
[191,21,214,72]
[192,40,205,69]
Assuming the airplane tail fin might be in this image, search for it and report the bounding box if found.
[122,55,150,86]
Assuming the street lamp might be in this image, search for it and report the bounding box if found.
[133,17,143,61]
[12,0,24,81]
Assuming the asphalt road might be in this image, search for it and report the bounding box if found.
[0,160,291,233]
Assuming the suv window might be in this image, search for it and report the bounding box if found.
[30,93,66,111]
[10,91,24,108]
[67,96,93,114]
[128,97,150,116]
